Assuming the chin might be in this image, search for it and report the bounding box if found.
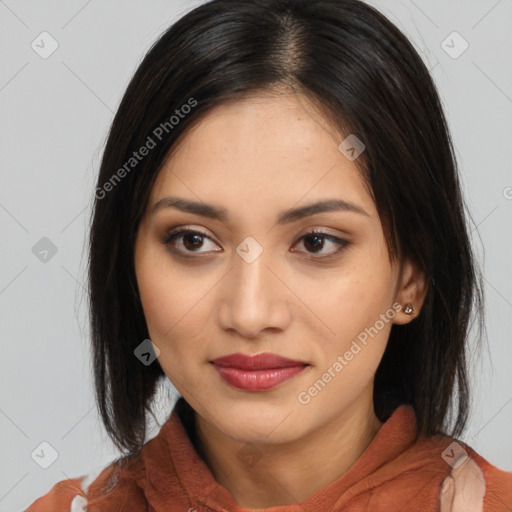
[214,403,307,444]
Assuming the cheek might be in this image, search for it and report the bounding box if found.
[135,244,184,345]
[307,272,396,405]
[304,255,397,389]
[136,253,171,336]
[310,260,395,337]
[135,248,213,365]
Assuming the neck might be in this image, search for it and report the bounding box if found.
[190,389,383,508]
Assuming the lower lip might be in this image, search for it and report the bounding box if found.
[211,363,308,391]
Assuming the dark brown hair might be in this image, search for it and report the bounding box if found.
[88,0,484,459]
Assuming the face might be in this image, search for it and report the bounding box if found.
[134,91,419,445]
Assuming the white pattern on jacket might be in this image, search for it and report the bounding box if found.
[68,466,104,512]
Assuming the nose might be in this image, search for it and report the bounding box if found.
[217,246,292,340]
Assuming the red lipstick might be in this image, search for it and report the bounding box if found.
[210,353,309,391]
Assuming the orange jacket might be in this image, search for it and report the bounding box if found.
[26,399,512,511]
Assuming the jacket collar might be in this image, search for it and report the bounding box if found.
[144,397,418,511]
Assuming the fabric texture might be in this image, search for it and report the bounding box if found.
[25,398,512,512]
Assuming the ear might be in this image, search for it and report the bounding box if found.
[392,258,428,325]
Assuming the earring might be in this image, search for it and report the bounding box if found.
[403,303,415,315]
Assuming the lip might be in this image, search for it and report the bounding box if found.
[211,352,308,370]
[210,352,309,391]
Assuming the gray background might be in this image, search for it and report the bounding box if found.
[0,1,511,510]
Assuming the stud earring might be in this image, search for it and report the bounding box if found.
[403,303,415,315]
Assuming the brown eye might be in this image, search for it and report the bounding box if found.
[181,232,205,251]
[163,228,220,254]
[293,231,349,257]
[302,233,325,253]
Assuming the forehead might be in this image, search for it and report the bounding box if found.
[150,93,375,219]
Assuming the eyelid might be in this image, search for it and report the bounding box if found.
[296,225,352,240]
[162,225,217,243]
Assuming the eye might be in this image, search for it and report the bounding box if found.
[162,227,349,259]
[292,230,349,258]
[163,227,221,255]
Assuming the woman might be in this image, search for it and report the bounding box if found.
[26,0,512,510]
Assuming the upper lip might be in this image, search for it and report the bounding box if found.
[211,352,308,370]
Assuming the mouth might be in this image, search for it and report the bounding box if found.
[211,352,308,370]
[210,352,310,391]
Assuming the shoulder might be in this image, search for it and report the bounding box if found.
[24,419,175,511]
[429,437,512,512]
[444,441,512,512]
[367,426,512,512]
[25,475,89,512]
[25,464,118,512]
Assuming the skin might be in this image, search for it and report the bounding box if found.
[134,90,427,508]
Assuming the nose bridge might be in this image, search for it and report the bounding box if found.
[232,239,275,309]
[219,237,289,336]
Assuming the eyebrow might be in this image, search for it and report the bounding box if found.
[151,196,369,224]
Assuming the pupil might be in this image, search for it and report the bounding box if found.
[305,235,324,252]
[184,233,203,251]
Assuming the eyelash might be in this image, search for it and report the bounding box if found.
[162,227,349,259]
